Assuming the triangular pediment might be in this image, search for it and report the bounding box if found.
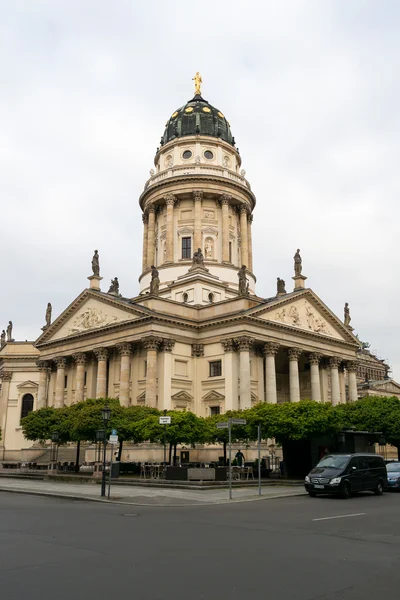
[17,380,39,389]
[364,380,400,395]
[171,391,194,402]
[36,290,150,344]
[249,289,357,343]
[202,390,225,402]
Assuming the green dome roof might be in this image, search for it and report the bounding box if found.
[161,94,236,147]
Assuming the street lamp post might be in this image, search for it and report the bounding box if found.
[49,431,60,472]
[163,409,167,464]
[101,403,111,497]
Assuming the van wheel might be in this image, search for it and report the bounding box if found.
[308,492,317,497]
[340,482,351,499]
[374,480,384,496]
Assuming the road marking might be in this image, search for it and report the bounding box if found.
[312,512,366,522]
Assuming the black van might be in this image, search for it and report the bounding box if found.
[304,453,387,499]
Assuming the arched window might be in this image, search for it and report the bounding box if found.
[21,393,34,420]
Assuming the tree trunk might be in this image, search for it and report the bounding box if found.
[74,440,80,473]
[223,441,227,466]
[168,442,173,465]
[117,439,123,461]
[173,444,177,466]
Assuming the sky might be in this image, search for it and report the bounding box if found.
[1,1,399,377]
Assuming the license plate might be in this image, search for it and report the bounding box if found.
[314,484,324,489]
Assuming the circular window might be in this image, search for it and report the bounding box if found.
[182,293,189,303]
[208,293,214,303]
[204,150,214,160]
[185,107,194,113]
[171,111,178,118]
[182,150,192,160]
[203,106,211,113]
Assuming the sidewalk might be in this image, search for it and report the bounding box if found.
[0,477,306,506]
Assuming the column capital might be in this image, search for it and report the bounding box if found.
[263,342,280,357]
[116,342,133,357]
[72,352,87,365]
[192,344,204,357]
[147,204,156,214]
[221,339,236,353]
[143,336,162,351]
[0,371,12,381]
[36,360,49,372]
[288,347,302,361]
[247,213,253,223]
[240,204,249,215]
[164,193,176,206]
[161,339,175,352]
[54,356,68,369]
[236,336,254,352]
[93,347,109,361]
[309,352,322,365]
[193,190,203,202]
[142,213,148,224]
[346,361,358,372]
[328,356,342,369]
[220,193,231,205]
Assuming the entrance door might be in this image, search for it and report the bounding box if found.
[180,451,190,464]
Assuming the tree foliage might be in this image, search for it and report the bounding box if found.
[136,410,208,447]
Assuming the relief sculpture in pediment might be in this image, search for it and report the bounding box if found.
[68,308,119,335]
[274,301,333,336]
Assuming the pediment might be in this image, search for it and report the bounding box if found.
[250,290,356,343]
[37,290,149,344]
[202,390,225,403]
[171,391,194,402]
[17,380,38,389]
[367,380,400,394]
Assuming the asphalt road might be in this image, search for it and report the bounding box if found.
[1,490,400,600]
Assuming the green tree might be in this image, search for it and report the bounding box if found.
[205,411,250,465]
[21,407,68,443]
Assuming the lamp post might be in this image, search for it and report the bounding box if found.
[49,431,60,472]
[101,403,111,497]
[163,409,167,464]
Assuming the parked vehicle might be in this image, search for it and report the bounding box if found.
[304,453,387,499]
[385,461,400,490]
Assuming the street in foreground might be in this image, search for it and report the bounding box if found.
[1,491,400,600]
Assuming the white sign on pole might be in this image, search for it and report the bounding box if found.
[216,422,229,429]
[109,435,118,444]
[159,416,171,425]
[231,418,247,425]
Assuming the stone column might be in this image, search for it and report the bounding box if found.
[347,362,358,402]
[221,194,231,263]
[146,205,156,267]
[0,372,12,453]
[159,339,175,411]
[263,342,279,404]
[329,357,341,406]
[320,361,329,402]
[339,365,346,403]
[237,336,253,409]
[37,361,49,409]
[288,348,302,402]
[165,194,176,263]
[117,343,132,407]
[72,353,87,404]
[247,214,253,272]
[193,190,203,252]
[221,339,238,410]
[309,353,322,402]
[94,348,108,399]
[54,357,67,408]
[240,206,249,267]
[142,213,148,272]
[143,337,161,407]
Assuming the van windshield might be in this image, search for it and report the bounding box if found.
[316,455,349,469]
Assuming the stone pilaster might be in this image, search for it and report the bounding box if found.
[117,343,132,407]
[193,190,203,252]
[240,205,249,267]
[247,214,253,272]
[288,348,302,402]
[191,344,204,357]
[142,213,149,272]
[263,342,279,404]
[146,205,156,268]
[158,338,175,411]
[72,353,87,404]
[347,361,358,402]
[329,357,341,406]
[221,194,231,263]
[221,338,238,411]
[309,353,322,402]
[237,336,253,410]
[165,194,176,263]
[0,372,12,452]
[143,336,162,407]
[37,361,49,409]
[93,348,109,399]
[54,357,67,408]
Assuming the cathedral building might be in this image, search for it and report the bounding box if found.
[0,76,396,462]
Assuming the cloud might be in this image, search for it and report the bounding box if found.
[1,0,399,376]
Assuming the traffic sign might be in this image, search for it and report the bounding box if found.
[159,416,171,425]
[109,434,118,444]
[231,418,247,425]
[216,422,229,429]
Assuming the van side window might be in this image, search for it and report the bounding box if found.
[347,458,358,470]
[358,457,369,470]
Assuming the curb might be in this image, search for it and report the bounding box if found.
[0,486,307,507]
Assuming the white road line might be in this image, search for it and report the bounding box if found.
[312,512,366,522]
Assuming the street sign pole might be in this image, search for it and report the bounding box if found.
[228,418,232,500]
[108,443,114,499]
[258,424,261,496]
[164,423,167,464]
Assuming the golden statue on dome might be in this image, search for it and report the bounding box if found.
[192,72,202,95]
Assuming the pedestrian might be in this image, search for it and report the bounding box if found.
[235,449,245,467]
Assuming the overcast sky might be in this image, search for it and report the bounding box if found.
[1,1,399,377]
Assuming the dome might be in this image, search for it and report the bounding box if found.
[161,94,236,147]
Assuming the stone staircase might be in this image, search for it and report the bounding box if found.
[34,446,81,465]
